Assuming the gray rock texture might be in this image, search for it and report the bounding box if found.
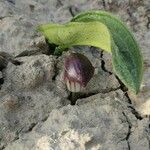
[0,0,150,150]
[4,90,148,150]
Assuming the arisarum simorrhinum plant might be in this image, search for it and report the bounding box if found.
[64,53,94,92]
[64,52,94,104]
[37,10,143,95]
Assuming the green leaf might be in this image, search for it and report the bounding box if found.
[71,10,143,94]
[37,21,111,52]
[111,41,142,94]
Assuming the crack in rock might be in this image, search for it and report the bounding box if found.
[0,52,22,71]
[123,92,143,120]
[145,9,150,29]
[102,0,106,9]
[101,54,143,121]
[0,16,12,20]
[0,101,53,150]
[15,49,44,58]
[79,86,121,99]
[122,112,132,150]
[0,71,4,89]
[147,118,150,150]
[91,48,143,121]
[52,59,59,81]
[15,45,50,58]
[100,51,112,75]
[99,51,139,121]
[118,82,143,120]
[146,16,150,29]
[15,37,54,58]
[100,50,143,120]
[69,6,79,17]
[1,115,50,150]
[56,0,63,7]
[68,86,121,105]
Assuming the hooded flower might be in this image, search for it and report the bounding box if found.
[64,53,94,92]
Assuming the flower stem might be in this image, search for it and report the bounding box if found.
[70,92,78,105]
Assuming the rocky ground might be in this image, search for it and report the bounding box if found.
[0,0,150,150]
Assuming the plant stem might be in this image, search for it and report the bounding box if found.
[70,92,78,105]
[54,46,67,56]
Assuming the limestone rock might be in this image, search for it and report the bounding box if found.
[4,90,150,150]
[0,0,149,149]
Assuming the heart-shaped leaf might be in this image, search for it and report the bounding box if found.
[71,11,143,94]
[37,21,111,52]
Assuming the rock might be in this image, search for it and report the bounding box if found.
[129,118,150,150]
[0,54,69,149]
[0,1,14,18]
[0,52,22,71]
[0,88,69,149]
[0,16,38,55]
[0,0,149,149]
[4,90,150,150]
[2,55,55,91]
[0,0,72,56]
[102,52,113,73]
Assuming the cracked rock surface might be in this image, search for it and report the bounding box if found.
[0,0,150,150]
[4,90,146,150]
